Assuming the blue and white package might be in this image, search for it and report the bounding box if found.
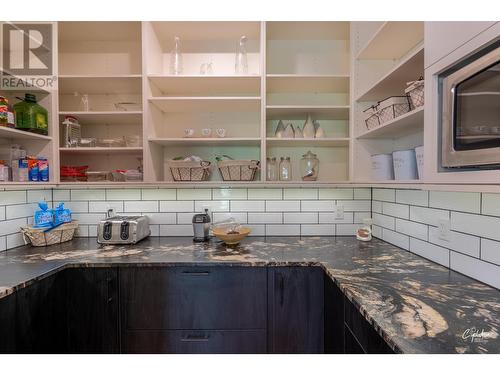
[33,201,54,228]
[52,203,72,226]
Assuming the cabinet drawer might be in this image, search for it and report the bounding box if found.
[120,266,267,330]
[122,329,267,354]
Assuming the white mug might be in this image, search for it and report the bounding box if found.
[184,128,195,138]
[201,128,212,137]
[215,128,226,138]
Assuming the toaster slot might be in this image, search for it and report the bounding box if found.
[120,221,130,240]
[103,222,113,240]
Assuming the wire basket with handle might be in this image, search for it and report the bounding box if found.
[168,160,211,181]
[21,221,79,247]
[405,77,424,109]
[217,160,260,181]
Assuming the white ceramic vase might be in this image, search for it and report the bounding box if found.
[303,113,315,138]
[275,120,285,138]
[283,123,295,138]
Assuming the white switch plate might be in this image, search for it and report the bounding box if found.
[438,218,451,242]
[335,204,344,220]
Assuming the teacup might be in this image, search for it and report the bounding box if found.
[215,128,226,138]
[184,128,195,138]
[201,128,212,137]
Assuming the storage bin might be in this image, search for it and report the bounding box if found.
[414,145,424,180]
[405,78,424,109]
[377,96,411,124]
[217,160,260,181]
[371,154,394,181]
[168,160,211,181]
[392,149,418,180]
[363,105,380,130]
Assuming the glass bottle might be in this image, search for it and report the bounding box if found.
[300,150,319,181]
[170,36,183,75]
[235,36,248,74]
[266,157,278,181]
[13,94,48,135]
[279,156,292,181]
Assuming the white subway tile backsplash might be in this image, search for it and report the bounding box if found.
[0,207,5,221]
[267,200,300,212]
[301,200,335,212]
[6,233,24,249]
[231,200,265,212]
[429,191,480,214]
[481,239,500,266]
[89,201,124,213]
[481,193,500,217]
[213,212,247,224]
[382,228,409,250]
[177,213,197,225]
[336,224,359,236]
[410,206,449,226]
[265,224,300,236]
[74,225,89,237]
[147,213,176,225]
[177,188,211,200]
[354,188,371,200]
[319,212,354,224]
[0,190,26,205]
[372,225,382,239]
[284,188,318,200]
[124,201,159,213]
[450,252,500,289]
[27,190,51,203]
[284,212,318,224]
[301,224,335,236]
[247,224,265,236]
[141,188,176,200]
[0,218,27,236]
[373,188,395,202]
[372,213,395,230]
[0,236,6,251]
[451,212,500,241]
[396,189,428,206]
[410,238,450,267]
[6,203,37,220]
[248,212,282,224]
[160,201,194,212]
[213,188,247,200]
[72,213,105,225]
[106,189,141,201]
[247,188,282,200]
[195,201,230,212]
[160,224,193,236]
[382,202,409,219]
[71,189,105,201]
[353,212,370,224]
[149,225,160,236]
[53,189,70,201]
[428,227,480,258]
[88,225,98,237]
[319,188,353,200]
[339,200,371,212]
[372,200,382,213]
[395,218,428,241]
[55,201,88,213]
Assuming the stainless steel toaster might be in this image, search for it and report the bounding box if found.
[97,214,150,244]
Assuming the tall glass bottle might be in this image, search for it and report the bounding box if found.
[235,36,248,74]
[266,157,278,181]
[170,36,183,75]
[279,157,292,181]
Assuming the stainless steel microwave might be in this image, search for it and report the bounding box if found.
[441,41,500,168]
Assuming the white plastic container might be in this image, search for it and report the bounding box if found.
[371,154,394,181]
[392,149,418,180]
[414,145,424,180]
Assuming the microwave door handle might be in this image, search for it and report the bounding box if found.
[450,84,457,151]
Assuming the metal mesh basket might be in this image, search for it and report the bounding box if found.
[363,105,380,130]
[21,221,79,247]
[168,160,211,181]
[377,96,411,124]
[217,160,260,181]
[405,79,424,109]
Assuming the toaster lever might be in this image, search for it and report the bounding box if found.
[103,221,113,241]
[120,221,130,240]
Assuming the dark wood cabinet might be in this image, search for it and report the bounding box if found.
[268,266,324,353]
[0,293,16,353]
[344,324,365,353]
[66,267,119,353]
[324,275,345,353]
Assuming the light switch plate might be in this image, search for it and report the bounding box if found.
[438,218,451,242]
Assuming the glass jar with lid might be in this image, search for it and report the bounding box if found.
[279,156,292,181]
[300,150,319,181]
[266,157,278,181]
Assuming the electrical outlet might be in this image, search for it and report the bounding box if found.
[438,218,451,242]
[335,204,344,220]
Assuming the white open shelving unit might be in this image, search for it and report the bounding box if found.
[1,21,430,187]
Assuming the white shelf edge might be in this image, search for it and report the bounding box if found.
[149,96,261,101]
[356,107,424,139]
[266,74,350,78]
[0,127,52,141]
[58,111,143,115]
[148,74,261,78]
[59,147,143,152]
[58,74,142,79]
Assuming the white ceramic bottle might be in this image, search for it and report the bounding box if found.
[303,113,315,138]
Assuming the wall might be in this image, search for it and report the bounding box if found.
[372,188,500,289]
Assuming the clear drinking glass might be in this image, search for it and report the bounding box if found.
[266,157,278,181]
[170,36,183,75]
[235,36,248,74]
[279,157,292,181]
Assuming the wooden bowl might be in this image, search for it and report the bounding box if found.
[212,226,251,245]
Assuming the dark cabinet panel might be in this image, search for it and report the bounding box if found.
[324,275,344,353]
[344,324,365,354]
[0,293,16,353]
[344,296,394,354]
[122,330,267,354]
[268,266,324,353]
[66,267,119,353]
[15,272,67,353]
[120,266,267,330]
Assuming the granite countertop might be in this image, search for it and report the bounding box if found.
[0,236,499,354]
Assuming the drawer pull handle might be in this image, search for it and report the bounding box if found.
[181,334,210,342]
[181,271,210,276]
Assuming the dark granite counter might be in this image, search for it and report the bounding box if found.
[0,236,499,354]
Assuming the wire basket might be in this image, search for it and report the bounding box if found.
[168,160,211,181]
[363,105,380,130]
[217,160,260,181]
[21,221,79,247]
[405,78,424,109]
[377,96,411,124]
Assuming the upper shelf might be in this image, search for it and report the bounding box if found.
[58,111,143,126]
[266,75,350,94]
[266,22,350,40]
[266,105,350,120]
[357,107,424,139]
[356,22,424,60]
[58,76,142,95]
[58,22,141,42]
[149,97,261,113]
[266,138,350,147]
[356,46,424,101]
[0,126,52,141]
[148,137,261,146]
[148,75,261,97]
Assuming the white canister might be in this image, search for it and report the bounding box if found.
[392,149,418,180]
[371,154,394,181]
[414,145,424,180]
